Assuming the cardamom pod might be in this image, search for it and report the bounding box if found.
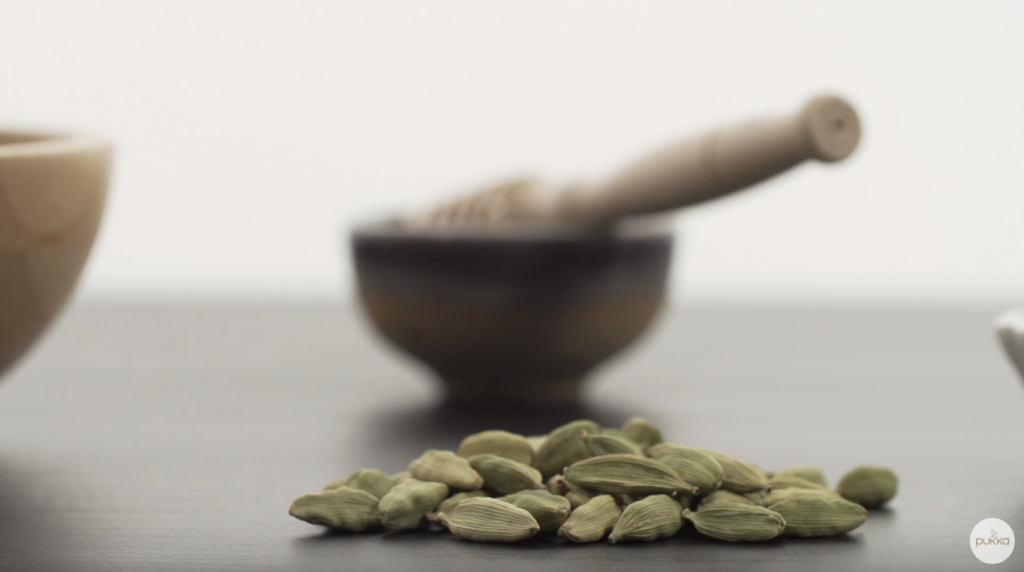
[836,465,898,508]
[646,444,724,495]
[344,468,395,499]
[608,494,682,543]
[526,435,547,454]
[621,416,664,448]
[768,475,832,493]
[599,428,630,440]
[499,490,571,534]
[744,490,769,506]
[557,495,622,543]
[428,490,491,522]
[698,489,758,509]
[377,479,449,531]
[546,474,574,496]
[533,420,600,477]
[458,430,535,466]
[409,449,484,490]
[763,487,839,507]
[322,477,347,491]
[565,488,597,510]
[289,486,381,531]
[390,470,413,485]
[468,454,544,494]
[769,494,868,537]
[776,465,828,487]
[565,454,699,495]
[579,429,644,457]
[440,497,540,542]
[683,504,786,542]
[692,448,769,494]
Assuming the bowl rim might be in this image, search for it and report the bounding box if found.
[352,215,675,243]
[0,129,111,159]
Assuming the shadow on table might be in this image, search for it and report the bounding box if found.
[0,456,71,567]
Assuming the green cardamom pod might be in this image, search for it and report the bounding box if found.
[377,479,449,531]
[458,430,535,466]
[409,449,484,490]
[499,490,572,534]
[565,488,597,510]
[468,454,544,494]
[698,489,758,509]
[763,487,840,507]
[646,444,724,495]
[608,494,682,543]
[769,494,868,537]
[599,428,630,440]
[836,465,898,508]
[526,435,547,455]
[533,420,600,477]
[546,474,575,496]
[691,448,769,494]
[557,495,622,543]
[289,486,381,531]
[322,477,347,491]
[768,475,832,493]
[565,454,699,495]
[344,468,395,499]
[390,470,413,486]
[621,416,664,448]
[579,429,644,457]
[744,491,769,505]
[683,503,786,542]
[427,490,491,522]
[776,465,828,487]
[440,497,540,542]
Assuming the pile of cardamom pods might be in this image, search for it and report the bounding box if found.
[289,418,898,543]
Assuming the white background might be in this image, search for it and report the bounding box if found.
[2,0,1022,304]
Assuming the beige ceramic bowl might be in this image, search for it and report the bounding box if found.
[0,130,111,378]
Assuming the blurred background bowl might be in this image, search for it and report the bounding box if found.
[0,130,111,379]
[351,219,673,406]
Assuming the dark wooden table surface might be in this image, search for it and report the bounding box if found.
[1,303,1022,571]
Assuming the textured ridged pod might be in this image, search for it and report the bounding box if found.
[836,466,898,508]
[458,430,535,466]
[390,471,413,485]
[546,474,574,496]
[646,444,724,495]
[428,490,491,522]
[289,486,381,531]
[683,504,786,542]
[441,498,540,542]
[533,420,600,477]
[764,487,840,507]
[565,454,699,495]
[692,448,769,494]
[608,494,682,543]
[499,490,571,534]
[558,495,622,543]
[744,491,769,506]
[579,430,644,457]
[776,465,828,487]
[344,468,395,499]
[769,494,868,537]
[565,488,597,509]
[322,477,347,491]
[621,417,664,448]
[409,450,484,490]
[698,489,758,509]
[768,476,832,493]
[378,479,449,531]
[469,454,544,494]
